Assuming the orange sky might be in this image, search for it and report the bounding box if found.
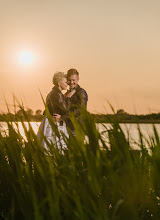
[1,0,160,114]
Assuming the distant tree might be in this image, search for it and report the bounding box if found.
[16,109,24,116]
[35,109,42,116]
[26,108,33,116]
[117,109,128,115]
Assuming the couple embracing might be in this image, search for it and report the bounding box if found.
[38,68,88,150]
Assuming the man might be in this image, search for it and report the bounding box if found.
[65,68,88,135]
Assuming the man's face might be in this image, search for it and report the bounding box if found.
[67,74,79,89]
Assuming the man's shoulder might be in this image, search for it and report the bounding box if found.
[76,85,87,92]
[76,85,88,97]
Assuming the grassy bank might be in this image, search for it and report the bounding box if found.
[0,108,160,219]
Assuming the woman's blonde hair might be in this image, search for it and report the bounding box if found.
[52,72,65,86]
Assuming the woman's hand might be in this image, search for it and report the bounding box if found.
[53,113,61,122]
[65,90,76,98]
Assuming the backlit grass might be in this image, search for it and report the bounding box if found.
[0,107,160,219]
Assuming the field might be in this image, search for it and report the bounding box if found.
[0,107,160,219]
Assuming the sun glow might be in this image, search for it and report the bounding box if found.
[19,51,35,66]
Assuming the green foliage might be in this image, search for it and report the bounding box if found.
[0,107,160,219]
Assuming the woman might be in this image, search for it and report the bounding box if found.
[38,72,74,152]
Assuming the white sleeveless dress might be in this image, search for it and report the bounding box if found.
[37,116,69,152]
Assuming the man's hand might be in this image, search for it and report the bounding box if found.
[53,113,61,122]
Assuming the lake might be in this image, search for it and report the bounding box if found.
[1,122,160,150]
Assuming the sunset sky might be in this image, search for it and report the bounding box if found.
[1,0,160,114]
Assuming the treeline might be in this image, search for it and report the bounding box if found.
[0,109,43,122]
[1,108,160,123]
[93,109,160,123]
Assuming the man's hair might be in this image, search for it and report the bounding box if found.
[52,72,65,86]
[67,69,79,79]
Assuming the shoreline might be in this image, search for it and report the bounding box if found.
[1,120,160,124]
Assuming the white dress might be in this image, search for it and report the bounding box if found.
[37,116,69,153]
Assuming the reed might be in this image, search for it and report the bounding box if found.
[0,106,159,219]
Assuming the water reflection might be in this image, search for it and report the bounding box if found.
[1,122,160,150]
[0,122,40,141]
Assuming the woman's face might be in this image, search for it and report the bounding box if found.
[58,77,68,90]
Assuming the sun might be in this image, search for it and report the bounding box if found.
[19,50,35,66]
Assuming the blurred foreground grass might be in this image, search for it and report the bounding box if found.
[0,107,160,220]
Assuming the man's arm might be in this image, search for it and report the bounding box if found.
[79,89,88,108]
[71,89,88,116]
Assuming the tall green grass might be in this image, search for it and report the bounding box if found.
[0,107,160,219]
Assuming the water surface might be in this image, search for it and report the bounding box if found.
[1,122,160,150]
